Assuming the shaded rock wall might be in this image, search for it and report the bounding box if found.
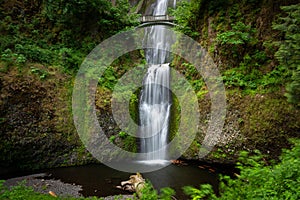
[0,64,94,170]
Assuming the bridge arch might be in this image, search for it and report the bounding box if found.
[137,21,177,28]
[137,15,177,28]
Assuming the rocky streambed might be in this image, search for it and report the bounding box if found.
[4,173,134,199]
[4,173,83,198]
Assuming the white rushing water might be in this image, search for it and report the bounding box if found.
[153,0,168,15]
[139,0,173,162]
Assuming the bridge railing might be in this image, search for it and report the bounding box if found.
[139,15,175,23]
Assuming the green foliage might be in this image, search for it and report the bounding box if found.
[98,66,118,90]
[140,181,175,200]
[57,48,84,71]
[129,90,140,124]
[118,131,128,139]
[122,135,137,153]
[216,22,257,65]
[219,47,282,94]
[14,44,54,64]
[15,54,26,67]
[273,4,300,71]
[211,148,227,159]
[273,4,300,108]
[183,184,217,200]
[285,71,300,108]
[175,62,205,93]
[217,22,256,45]
[171,0,200,38]
[116,130,137,153]
[0,48,27,71]
[169,91,180,150]
[140,182,158,199]
[159,187,176,200]
[173,0,287,94]
[109,135,116,143]
[222,67,260,90]
[0,0,138,72]
[184,139,300,199]
[206,0,229,15]
[43,0,139,40]
[215,20,278,94]
[1,49,17,67]
[221,59,288,94]
[30,67,49,80]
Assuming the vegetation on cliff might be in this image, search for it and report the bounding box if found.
[273,4,300,108]
[0,0,140,169]
[170,0,300,162]
[172,0,299,97]
[0,0,139,72]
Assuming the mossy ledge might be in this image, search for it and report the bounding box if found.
[180,91,300,164]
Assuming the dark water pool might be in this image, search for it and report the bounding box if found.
[46,162,221,199]
[1,162,233,199]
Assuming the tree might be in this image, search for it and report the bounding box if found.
[273,4,300,108]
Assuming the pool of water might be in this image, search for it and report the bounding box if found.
[1,162,232,199]
[46,162,221,199]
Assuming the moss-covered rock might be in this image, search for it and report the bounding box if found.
[0,63,95,170]
[181,90,300,164]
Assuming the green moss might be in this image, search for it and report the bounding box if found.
[169,93,181,142]
[123,135,137,153]
[244,97,297,136]
[211,148,227,159]
[201,25,208,41]
[182,140,201,159]
[129,89,140,125]
[234,92,300,158]
[109,135,116,143]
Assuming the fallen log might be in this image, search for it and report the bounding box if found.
[117,173,145,198]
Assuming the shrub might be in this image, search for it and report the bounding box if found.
[184,139,300,199]
[140,181,175,200]
[118,131,128,139]
[171,0,201,38]
[273,4,300,108]
[217,22,256,46]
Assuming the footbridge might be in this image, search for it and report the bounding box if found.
[138,15,176,27]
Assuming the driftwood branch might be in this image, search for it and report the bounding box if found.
[117,173,145,198]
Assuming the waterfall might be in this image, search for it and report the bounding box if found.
[139,0,173,162]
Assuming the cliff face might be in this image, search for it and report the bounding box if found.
[179,90,300,163]
[173,0,300,162]
[0,64,95,170]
